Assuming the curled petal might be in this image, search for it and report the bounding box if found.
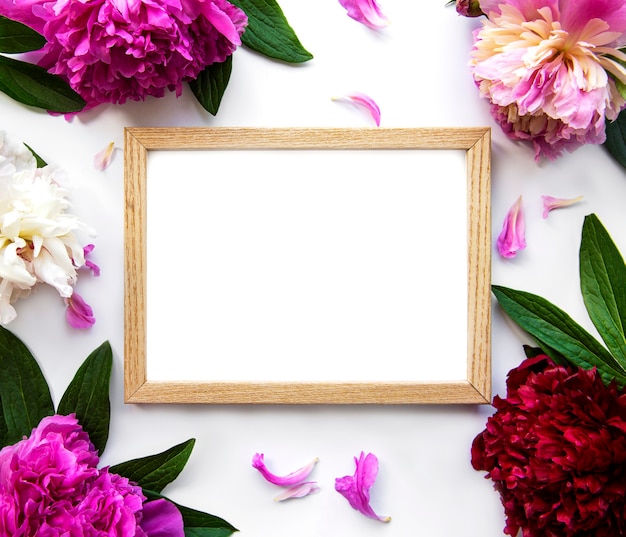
[542,195,583,218]
[65,292,96,328]
[83,244,101,276]
[332,92,381,126]
[273,481,320,501]
[338,0,389,29]
[497,196,526,258]
[94,142,115,170]
[335,452,390,522]
[252,453,318,486]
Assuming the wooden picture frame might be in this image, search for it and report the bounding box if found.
[124,127,491,404]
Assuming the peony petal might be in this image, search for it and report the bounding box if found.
[139,499,185,537]
[252,453,318,486]
[338,0,389,28]
[332,92,381,126]
[496,196,526,258]
[65,292,96,328]
[94,141,115,170]
[541,195,583,218]
[83,244,101,276]
[335,452,390,522]
[273,481,320,501]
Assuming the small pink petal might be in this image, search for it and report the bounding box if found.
[335,452,391,522]
[83,244,101,276]
[338,0,389,29]
[541,195,583,218]
[94,141,115,171]
[333,92,381,126]
[65,292,96,328]
[252,453,319,486]
[273,482,320,501]
[496,196,526,258]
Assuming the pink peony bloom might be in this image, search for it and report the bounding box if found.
[470,0,626,160]
[0,0,247,110]
[0,414,184,537]
[338,0,389,29]
[335,452,390,522]
[497,195,526,258]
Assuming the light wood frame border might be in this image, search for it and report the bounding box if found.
[124,127,491,404]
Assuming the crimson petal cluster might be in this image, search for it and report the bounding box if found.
[472,355,626,537]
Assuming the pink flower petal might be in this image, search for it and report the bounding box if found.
[338,0,389,29]
[273,481,320,501]
[94,142,115,170]
[252,453,318,486]
[497,196,526,258]
[335,452,390,522]
[83,244,101,276]
[541,195,583,218]
[332,92,381,126]
[65,292,96,328]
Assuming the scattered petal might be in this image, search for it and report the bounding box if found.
[274,481,320,501]
[332,92,381,126]
[542,195,583,219]
[338,0,389,29]
[252,453,319,486]
[497,196,526,258]
[65,292,96,328]
[83,244,101,276]
[94,141,115,170]
[335,452,390,522]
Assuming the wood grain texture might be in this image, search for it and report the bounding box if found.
[124,127,491,404]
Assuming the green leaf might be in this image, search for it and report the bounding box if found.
[604,109,626,171]
[57,341,112,456]
[110,438,196,494]
[0,326,54,447]
[0,16,45,53]
[492,285,626,386]
[189,56,232,116]
[230,0,312,63]
[0,54,85,112]
[580,214,626,369]
[23,142,47,167]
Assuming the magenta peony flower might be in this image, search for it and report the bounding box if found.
[0,414,184,536]
[0,0,247,110]
[472,355,626,537]
[470,0,626,160]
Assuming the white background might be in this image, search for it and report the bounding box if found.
[2,1,626,536]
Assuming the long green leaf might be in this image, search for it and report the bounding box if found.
[580,214,626,369]
[230,0,312,63]
[0,326,54,447]
[57,341,112,456]
[492,285,626,386]
[189,56,232,116]
[110,438,195,493]
[604,109,626,171]
[0,16,45,53]
[0,54,85,112]
[143,490,237,537]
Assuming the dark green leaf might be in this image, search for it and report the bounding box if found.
[0,54,85,112]
[189,56,232,116]
[0,16,45,53]
[580,214,626,369]
[492,285,626,386]
[522,345,545,359]
[0,397,8,446]
[230,0,312,63]
[604,109,626,171]
[57,341,112,455]
[110,438,195,493]
[143,490,238,537]
[0,326,54,447]
[23,142,47,167]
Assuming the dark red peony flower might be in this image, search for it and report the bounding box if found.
[472,355,626,537]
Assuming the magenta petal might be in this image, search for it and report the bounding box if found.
[335,452,390,522]
[65,292,96,328]
[338,0,389,28]
[273,481,320,501]
[139,499,185,537]
[252,453,318,486]
[333,92,381,126]
[496,196,526,258]
[83,244,101,276]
